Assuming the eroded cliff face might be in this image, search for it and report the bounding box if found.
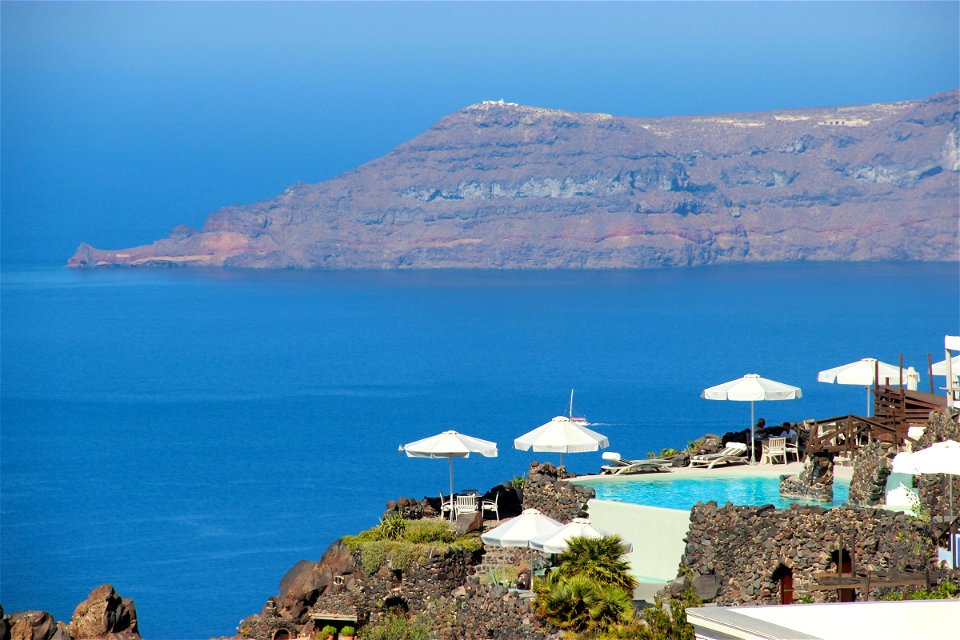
[69,91,960,269]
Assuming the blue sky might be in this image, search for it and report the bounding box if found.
[2,1,958,265]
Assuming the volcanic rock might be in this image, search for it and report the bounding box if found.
[69,91,959,270]
[67,584,139,639]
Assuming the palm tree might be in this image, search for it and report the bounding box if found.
[555,535,638,592]
[533,571,634,633]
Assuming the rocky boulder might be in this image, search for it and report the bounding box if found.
[7,611,68,640]
[277,540,358,623]
[67,584,138,639]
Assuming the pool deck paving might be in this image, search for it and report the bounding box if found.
[576,460,854,483]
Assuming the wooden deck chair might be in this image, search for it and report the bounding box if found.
[455,494,478,517]
[481,492,500,521]
[763,437,788,464]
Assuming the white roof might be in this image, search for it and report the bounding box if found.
[688,599,960,640]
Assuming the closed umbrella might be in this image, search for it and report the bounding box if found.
[529,517,632,554]
[400,430,497,519]
[701,374,803,463]
[514,416,609,467]
[892,440,960,568]
[817,358,904,417]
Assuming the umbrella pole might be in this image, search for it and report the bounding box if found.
[449,458,455,522]
[865,386,871,417]
[947,475,957,569]
[750,401,756,464]
[559,452,563,467]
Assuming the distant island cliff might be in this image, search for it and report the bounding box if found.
[69,90,960,269]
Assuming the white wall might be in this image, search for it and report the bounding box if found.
[587,499,691,582]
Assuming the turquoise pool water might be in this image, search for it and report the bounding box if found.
[580,475,850,511]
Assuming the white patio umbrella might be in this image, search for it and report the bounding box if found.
[400,430,497,519]
[481,508,563,548]
[482,508,564,590]
[701,374,803,463]
[892,440,960,568]
[514,416,609,466]
[817,358,904,417]
[932,355,960,377]
[529,517,633,554]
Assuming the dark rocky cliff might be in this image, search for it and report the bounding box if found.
[69,90,960,269]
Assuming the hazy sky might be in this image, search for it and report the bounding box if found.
[2,1,958,265]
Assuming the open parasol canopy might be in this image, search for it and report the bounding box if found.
[514,416,609,466]
[701,374,802,463]
[817,358,904,417]
[400,430,497,518]
[528,517,632,554]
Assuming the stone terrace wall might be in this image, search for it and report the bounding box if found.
[431,583,556,640]
[522,462,595,521]
[681,503,941,605]
[313,549,473,625]
[848,441,893,507]
[915,409,960,519]
[780,452,835,503]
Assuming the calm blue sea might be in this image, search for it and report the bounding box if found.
[2,262,957,638]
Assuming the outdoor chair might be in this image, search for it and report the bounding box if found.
[689,442,748,469]
[784,438,800,462]
[600,451,672,475]
[762,437,788,464]
[481,492,500,521]
[455,494,478,518]
[439,491,454,519]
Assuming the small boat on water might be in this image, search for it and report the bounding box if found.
[568,389,590,425]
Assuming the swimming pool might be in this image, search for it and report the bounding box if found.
[578,475,850,511]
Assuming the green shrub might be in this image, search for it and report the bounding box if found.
[360,542,388,574]
[449,532,483,553]
[341,625,356,636]
[882,581,959,601]
[402,519,454,544]
[483,565,522,587]
[345,517,478,574]
[377,513,408,540]
[360,612,430,640]
[509,475,526,489]
[321,625,337,636]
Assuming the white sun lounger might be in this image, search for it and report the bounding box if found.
[600,451,672,475]
[689,442,749,469]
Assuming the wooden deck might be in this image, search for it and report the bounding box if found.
[805,386,947,457]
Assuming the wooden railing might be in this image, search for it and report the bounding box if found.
[804,414,914,458]
[873,385,946,429]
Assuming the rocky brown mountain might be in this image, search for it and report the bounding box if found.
[69,90,959,269]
